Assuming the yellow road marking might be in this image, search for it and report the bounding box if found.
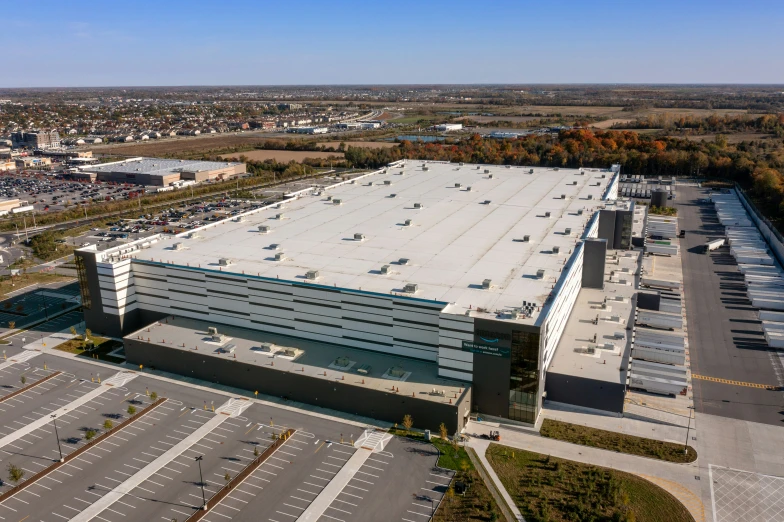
[691,374,780,390]
[315,441,325,454]
[245,423,258,436]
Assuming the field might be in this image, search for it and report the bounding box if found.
[591,118,635,129]
[682,132,776,143]
[486,444,693,522]
[465,115,541,123]
[319,141,398,149]
[220,150,344,162]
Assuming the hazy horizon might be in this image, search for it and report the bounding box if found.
[3,0,783,87]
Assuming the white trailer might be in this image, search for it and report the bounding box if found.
[752,298,784,311]
[629,373,687,396]
[759,310,784,322]
[631,347,686,365]
[636,310,683,330]
[641,277,681,290]
[647,243,680,256]
[702,238,725,253]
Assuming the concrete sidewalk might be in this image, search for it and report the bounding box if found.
[465,420,705,522]
[468,438,525,522]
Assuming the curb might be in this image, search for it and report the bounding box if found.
[0,396,167,504]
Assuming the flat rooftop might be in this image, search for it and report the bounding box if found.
[547,248,639,383]
[84,157,241,177]
[122,160,615,323]
[127,316,467,403]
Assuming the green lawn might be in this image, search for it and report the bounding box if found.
[54,335,124,363]
[487,443,694,522]
[388,427,503,521]
[540,419,697,464]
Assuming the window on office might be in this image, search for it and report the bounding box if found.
[75,255,92,310]
[508,329,540,424]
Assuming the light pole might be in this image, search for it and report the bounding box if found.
[195,456,207,510]
[684,406,693,455]
[51,414,64,462]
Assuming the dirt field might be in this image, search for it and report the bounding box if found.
[465,115,541,123]
[682,133,776,143]
[591,118,635,129]
[88,134,302,156]
[219,150,345,162]
[319,141,397,149]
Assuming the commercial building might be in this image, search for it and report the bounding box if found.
[72,157,246,186]
[11,130,61,149]
[434,123,463,132]
[15,156,52,170]
[75,160,619,429]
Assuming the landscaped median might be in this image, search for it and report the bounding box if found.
[0,396,168,504]
[540,419,698,464]
[0,370,61,404]
[388,427,504,522]
[183,428,296,521]
[486,443,694,522]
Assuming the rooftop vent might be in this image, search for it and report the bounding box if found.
[459,162,464,166]
[572,181,578,185]
[422,166,429,171]
[403,283,418,293]
[399,258,409,265]
[172,242,185,251]
[544,211,551,218]
[587,194,593,200]
[536,269,545,278]
[601,174,606,178]
[466,186,472,192]
[413,202,422,209]
[269,243,280,250]
[552,246,560,254]
[404,219,413,226]
[506,165,512,169]
[565,228,572,235]
[208,326,218,335]
[577,209,584,215]
[477,166,481,170]
[560,194,566,199]
[380,264,390,274]
[219,258,232,266]
[529,168,534,174]
[482,200,491,205]
[259,342,275,352]
[333,199,342,205]
[188,232,201,239]
[354,233,365,241]
[389,193,397,198]
[274,252,285,261]
[276,213,285,219]
[305,270,319,280]
[383,180,391,185]
[523,235,530,242]
[235,215,246,222]
[258,225,271,233]
[482,279,492,289]
[484,169,490,174]
[455,183,461,188]
[326,195,332,201]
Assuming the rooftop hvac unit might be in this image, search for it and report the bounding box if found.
[276,213,284,219]
[333,199,342,205]
[354,233,365,241]
[326,195,332,201]
[399,258,410,265]
[235,215,246,222]
[577,209,583,215]
[274,252,285,261]
[188,232,200,239]
[484,169,490,174]
[305,270,319,280]
[414,202,422,209]
[459,162,464,166]
[482,279,492,289]
[269,243,280,250]
[524,235,530,242]
[259,342,275,352]
[208,326,218,335]
[404,219,413,226]
[355,363,372,375]
[455,183,461,188]
[587,194,593,200]
[422,166,429,171]
[222,344,236,354]
[350,180,356,184]
[403,283,418,293]
[212,333,225,343]
[476,165,481,170]
[565,228,572,235]
[219,258,232,266]
[173,242,184,250]
[561,194,566,199]
[536,269,545,278]
[384,180,391,185]
[380,264,390,274]
[258,225,271,233]
[601,174,606,178]
[488,174,493,179]
[482,200,491,205]
[466,186,472,191]
[389,193,397,198]
[572,181,578,185]
[529,168,534,174]
[506,165,512,169]
[544,211,551,218]
[552,246,560,254]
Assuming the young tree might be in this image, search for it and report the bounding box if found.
[70,326,77,337]
[149,391,158,401]
[20,375,26,386]
[253,446,259,457]
[7,321,14,330]
[224,472,231,483]
[103,420,113,430]
[402,414,413,434]
[439,422,448,441]
[127,405,137,416]
[85,429,97,440]
[7,463,24,483]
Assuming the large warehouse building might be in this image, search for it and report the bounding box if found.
[75,160,620,430]
[72,157,246,186]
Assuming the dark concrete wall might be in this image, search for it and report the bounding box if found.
[472,351,511,417]
[651,189,669,209]
[544,371,626,414]
[613,209,633,249]
[582,239,607,289]
[598,210,616,246]
[124,338,470,433]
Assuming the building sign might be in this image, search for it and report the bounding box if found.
[462,341,511,358]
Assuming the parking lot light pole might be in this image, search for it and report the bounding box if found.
[684,406,693,455]
[195,456,207,509]
[51,414,64,462]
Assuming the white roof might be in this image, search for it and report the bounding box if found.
[128,161,614,323]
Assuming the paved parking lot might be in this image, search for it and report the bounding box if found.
[0,342,448,522]
[676,184,784,426]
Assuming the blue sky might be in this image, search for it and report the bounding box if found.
[2,0,782,87]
